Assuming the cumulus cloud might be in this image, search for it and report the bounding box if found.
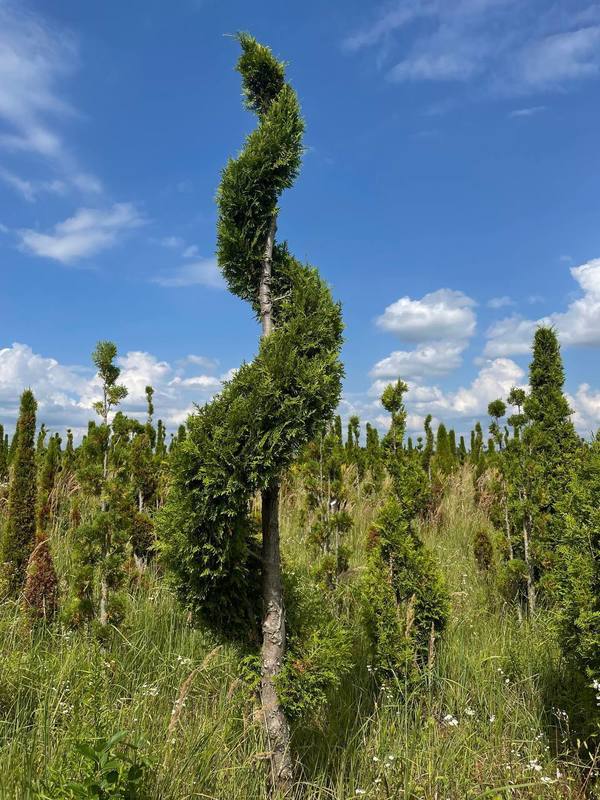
[376,288,476,342]
[371,341,465,379]
[484,316,539,357]
[368,356,525,434]
[485,258,600,357]
[0,342,232,437]
[568,383,600,435]
[152,257,225,289]
[18,203,145,264]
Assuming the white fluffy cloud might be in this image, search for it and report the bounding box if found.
[19,204,145,264]
[371,341,465,379]
[376,288,476,342]
[0,342,232,437]
[568,383,600,435]
[484,316,539,357]
[485,258,600,357]
[370,357,524,420]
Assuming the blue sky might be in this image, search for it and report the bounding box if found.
[1,0,600,439]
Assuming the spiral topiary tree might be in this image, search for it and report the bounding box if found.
[159,34,343,789]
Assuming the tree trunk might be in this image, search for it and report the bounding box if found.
[260,216,276,337]
[100,427,110,626]
[522,512,536,615]
[502,487,514,561]
[260,483,293,791]
[99,577,109,626]
[258,212,293,791]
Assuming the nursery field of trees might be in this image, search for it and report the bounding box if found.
[1,35,599,800]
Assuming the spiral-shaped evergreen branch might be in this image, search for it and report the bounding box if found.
[159,35,343,630]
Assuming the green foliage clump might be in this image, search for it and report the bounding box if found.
[130,512,154,565]
[554,437,600,678]
[216,34,303,311]
[22,534,58,621]
[473,529,494,572]
[1,389,37,595]
[34,731,151,799]
[276,568,354,721]
[362,498,449,681]
[68,488,131,626]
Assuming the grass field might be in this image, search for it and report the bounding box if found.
[0,467,596,799]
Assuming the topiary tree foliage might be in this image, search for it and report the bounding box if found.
[1,389,37,596]
[159,34,343,789]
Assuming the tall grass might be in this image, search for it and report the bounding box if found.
[0,467,596,799]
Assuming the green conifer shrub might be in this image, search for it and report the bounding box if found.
[555,436,600,679]
[363,381,448,683]
[363,498,449,681]
[22,533,58,621]
[473,528,494,572]
[1,389,37,595]
[0,424,7,482]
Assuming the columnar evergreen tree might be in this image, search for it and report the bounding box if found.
[333,414,343,446]
[37,433,61,533]
[71,342,129,626]
[159,34,343,789]
[1,389,37,595]
[422,414,434,479]
[363,381,447,681]
[448,428,457,459]
[433,423,454,476]
[523,327,579,582]
[0,424,7,482]
[93,341,128,625]
[22,533,58,621]
[364,422,384,492]
[8,424,19,465]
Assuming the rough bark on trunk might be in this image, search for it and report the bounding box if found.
[522,512,537,615]
[258,213,293,792]
[99,577,109,626]
[260,216,276,338]
[100,419,110,626]
[502,488,514,561]
[260,483,293,791]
